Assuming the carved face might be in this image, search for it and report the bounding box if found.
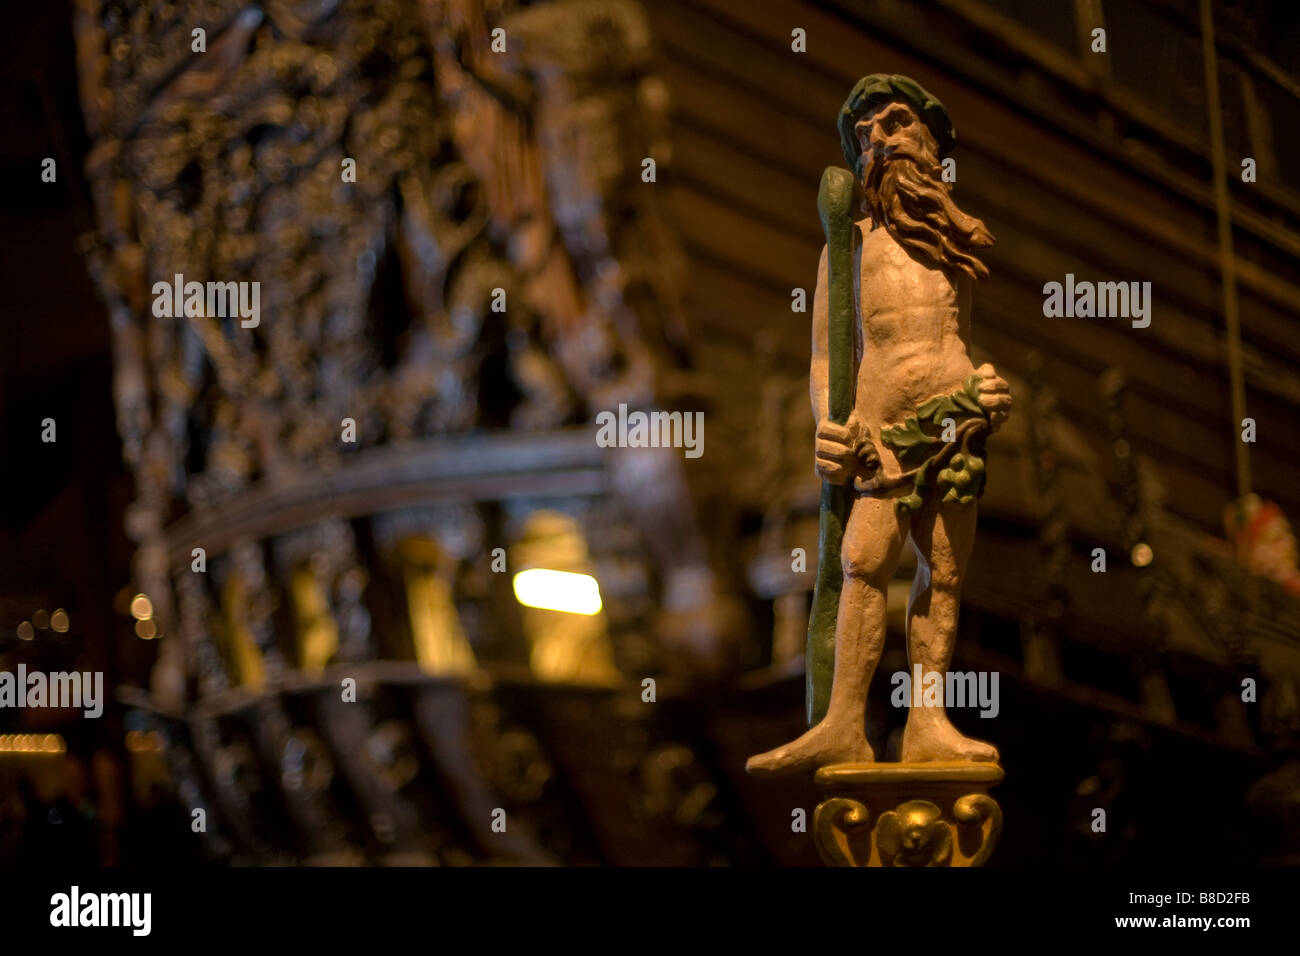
[854,100,938,181]
[851,98,995,281]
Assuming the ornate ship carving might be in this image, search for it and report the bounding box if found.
[75,0,752,864]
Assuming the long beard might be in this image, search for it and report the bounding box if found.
[863,149,994,281]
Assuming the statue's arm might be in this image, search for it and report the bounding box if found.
[958,274,1013,432]
[810,244,858,484]
[810,243,830,426]
[957,273,975,355]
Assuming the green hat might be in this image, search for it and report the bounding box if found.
[837,74,956,172]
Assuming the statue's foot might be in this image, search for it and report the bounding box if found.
[746,724,875,778]
[900,717,999,763]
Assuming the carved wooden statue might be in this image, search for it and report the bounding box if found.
[747,76,1010,865]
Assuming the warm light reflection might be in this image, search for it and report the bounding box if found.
[50,609,69,632]
[126,730,164,752]
[512,569,603,616]
[0,734,66,754]
[135,618,158,640]
[130,594,153,620]
[1131,543,1154,567]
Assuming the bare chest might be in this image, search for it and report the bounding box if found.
[855,225,962,345]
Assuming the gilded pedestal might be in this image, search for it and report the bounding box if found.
[813,762,1003,867]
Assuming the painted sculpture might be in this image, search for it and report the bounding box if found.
[748,74,1010,777]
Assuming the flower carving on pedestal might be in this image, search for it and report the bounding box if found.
[876,799,952,867]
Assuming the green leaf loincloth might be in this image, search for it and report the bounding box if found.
[878,374,989,514]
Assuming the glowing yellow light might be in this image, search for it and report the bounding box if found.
[50,609,69,632]
[512,569,603,616]
[0,734,65,754]
[135,618,157,640]
[130,594,153,621]
[126,730,163,752]
[17,621,35,641]
[32,610,49,629]
[1131,543,1154,567]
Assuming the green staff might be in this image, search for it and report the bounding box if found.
[806,165,856,726]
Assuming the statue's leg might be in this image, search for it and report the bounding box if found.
[900,500,999,762]
[747,495,906,776]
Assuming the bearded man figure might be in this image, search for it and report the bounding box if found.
[748,75,1011,776]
